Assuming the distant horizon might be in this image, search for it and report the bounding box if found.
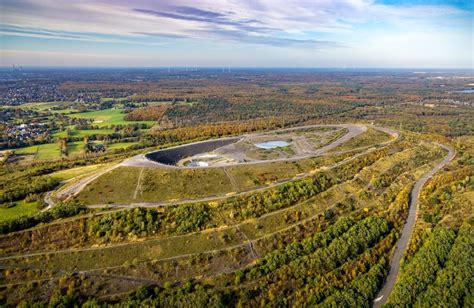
[1,66,473,71]
[1,1,472,68]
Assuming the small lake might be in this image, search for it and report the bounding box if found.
[453,89,474,93]
[255,140,290,149]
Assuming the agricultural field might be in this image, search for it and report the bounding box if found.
[68,108,155,127]
[52,128,115,138]
[13,142,60,160]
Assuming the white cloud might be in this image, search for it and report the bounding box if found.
[0,0,471,67]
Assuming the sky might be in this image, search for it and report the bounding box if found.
[0,0,472,68]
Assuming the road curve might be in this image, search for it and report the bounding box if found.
[85,147,377,209]
[373,143,455,307]
[120,124,367,169]
[85,126,398,209]
[53,164,121,201]
[46,124,395,209]
[48,124,365,205]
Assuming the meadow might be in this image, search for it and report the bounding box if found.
[52,128,115,138]
[68,108,155,127]
[0,199,38,222]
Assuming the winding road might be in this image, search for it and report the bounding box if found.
[50,125,399,209]
[120,124,368,168]
[373,143,455,307]
[10,125,456,303]
[49,124,374,206]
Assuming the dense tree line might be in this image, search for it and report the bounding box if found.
[385,227,457,306]
[414,223,473,307]
[124,105,168,121]
[320,263,387,307]
[302,232,396,305]
[0,176,59,204]
[236,217,357,283]
[235,216,390,305]
[142,117,297,146]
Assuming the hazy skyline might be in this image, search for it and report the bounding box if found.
[0,0,472,68]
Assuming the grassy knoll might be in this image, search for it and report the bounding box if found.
[66,141,86,156]
[69,108,154,127]
[0,199,38,222]
[3,227,243,272]
[74,138,414,205]
[75,157,335,205]
[1,140,438,283]
[13,141,87,160]
[0,139,437,256]
[75,167,142,205]
[76,166,234,204]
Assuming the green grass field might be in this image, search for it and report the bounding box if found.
[52,128,115,138]
[13,140,137,161]
[101,97,129,102]
[0,199,38,222]
[68,108,155,127]
[14,143,60,160]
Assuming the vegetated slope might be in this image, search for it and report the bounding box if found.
[384,138,474,307]
[0,132,453,306]
[74,127,391,205]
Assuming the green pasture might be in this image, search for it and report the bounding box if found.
[68,108,154,127]
[52,128,115,138]
[14,143,60,160]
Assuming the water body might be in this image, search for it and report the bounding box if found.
[456,89,474,93]
[255,140,290,149]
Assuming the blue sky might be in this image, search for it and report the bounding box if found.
[0,0,472,68]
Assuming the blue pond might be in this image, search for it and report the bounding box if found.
[255,140,290,149]
[455,89,474,93]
